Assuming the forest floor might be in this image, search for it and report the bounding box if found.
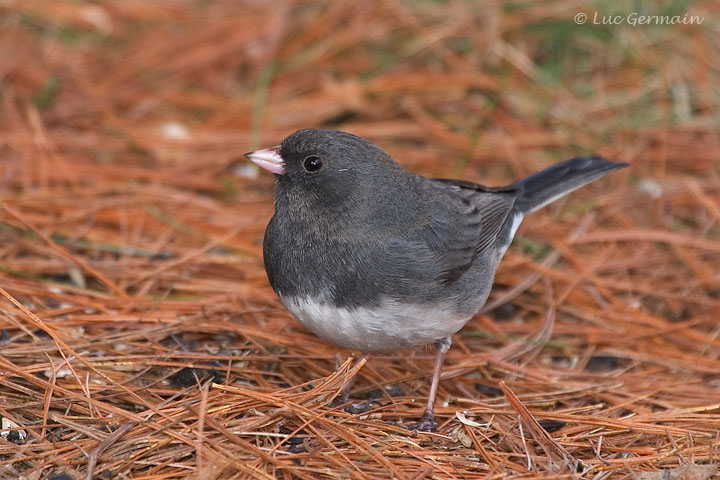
[0,1,719,479]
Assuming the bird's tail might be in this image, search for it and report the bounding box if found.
[509,156,627,214]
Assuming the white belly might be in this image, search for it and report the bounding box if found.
[281,296,471,352]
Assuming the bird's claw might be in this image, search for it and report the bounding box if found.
[408,415,438,432]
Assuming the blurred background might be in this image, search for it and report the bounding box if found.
[3,1,717,179]
[0,1,719,478]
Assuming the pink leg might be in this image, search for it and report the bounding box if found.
[334,353,368,405]
[414,337,451,431]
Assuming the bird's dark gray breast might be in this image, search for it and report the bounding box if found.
[263,216,389,308]
[263,180,513,316]
[263,214,432,309]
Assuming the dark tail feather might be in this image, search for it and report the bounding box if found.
[510,156,628,214]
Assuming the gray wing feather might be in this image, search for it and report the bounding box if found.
[424,179,517,284]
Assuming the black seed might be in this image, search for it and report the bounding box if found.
[475,383,502,397]
[286,436,305,445]
[48,474,73,480]
[34,328,52,338]
[539,420,566,433]
[169,368,220,387]
[586,355,620,371]
[169,368,200,386]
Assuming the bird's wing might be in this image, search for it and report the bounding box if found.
[423,178,518,284]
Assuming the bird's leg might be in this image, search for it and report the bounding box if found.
[413,336,451,432]
[331,353,377,414]
[336,352,367,403]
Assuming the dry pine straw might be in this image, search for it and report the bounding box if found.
[1,1,720,479]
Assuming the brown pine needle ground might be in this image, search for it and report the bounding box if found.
[1,1,719,479]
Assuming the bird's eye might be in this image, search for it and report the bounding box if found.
[302,155,323,172]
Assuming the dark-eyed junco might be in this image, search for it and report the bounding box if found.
[246,129,627,430]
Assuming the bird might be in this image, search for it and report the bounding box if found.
[245,128,627,431]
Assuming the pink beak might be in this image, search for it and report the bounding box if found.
[245,146,284,175]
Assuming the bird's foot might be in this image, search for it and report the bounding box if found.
[409,417,438,432]
[407,412,438,432]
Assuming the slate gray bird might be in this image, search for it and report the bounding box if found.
[246,128,627,430]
